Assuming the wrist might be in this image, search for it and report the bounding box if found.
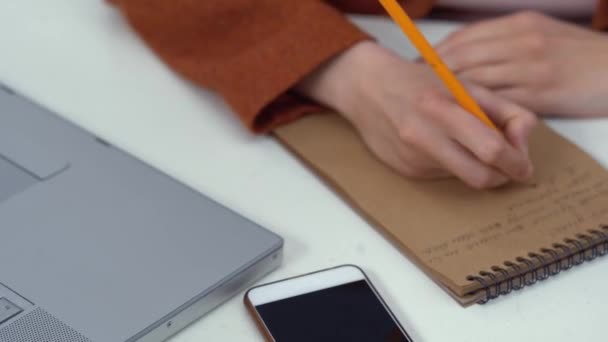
[295,41,402,123]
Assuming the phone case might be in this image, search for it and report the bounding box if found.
[243,264,413,342]
[244,290,275,342]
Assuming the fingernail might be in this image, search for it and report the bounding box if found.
[516,137,530,159]
[523,134,531,154]
[522,163,534,180]
[521,144,530,159]
[490,175,510,189]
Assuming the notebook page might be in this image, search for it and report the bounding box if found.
[274,113,608,300]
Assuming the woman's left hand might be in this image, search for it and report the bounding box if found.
[436,11,608,118]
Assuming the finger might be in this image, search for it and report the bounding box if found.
[437,19,520,54]
[436,11,546,53]
[417,91,533,181]
[359,114,451,180]
[495,87,544,115]
[384,134,451,179]
[469,85,538,156]
[379,119,451,179]
[394,150,452,179]
[440,36,534,73]
[407,119,509,189]
[458,64,525,89]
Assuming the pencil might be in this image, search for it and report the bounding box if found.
[378,0,499,131]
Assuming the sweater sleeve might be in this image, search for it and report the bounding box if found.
[593,0,608,30]
[108,0,371,133]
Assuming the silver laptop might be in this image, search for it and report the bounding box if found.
[0,84,283,342]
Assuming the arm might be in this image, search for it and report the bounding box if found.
[593,0,608,30]
[109,0,369,132]
[111,0,535,189]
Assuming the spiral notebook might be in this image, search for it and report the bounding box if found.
[274,113,608,306]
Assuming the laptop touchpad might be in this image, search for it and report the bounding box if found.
[0,156,37,203]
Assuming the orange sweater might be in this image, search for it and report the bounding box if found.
[109,0,608,133]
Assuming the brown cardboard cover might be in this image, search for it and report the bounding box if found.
[274,113,608,305]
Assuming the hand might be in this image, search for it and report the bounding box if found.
[436,11,608,118]
[295,41,536,189]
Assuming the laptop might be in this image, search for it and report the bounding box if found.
[0,83,283,342]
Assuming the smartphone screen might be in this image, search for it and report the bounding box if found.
[247,265,411,342]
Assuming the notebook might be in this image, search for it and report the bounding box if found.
[274,113,608,306]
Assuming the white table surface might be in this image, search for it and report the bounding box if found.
[1,2,608,341]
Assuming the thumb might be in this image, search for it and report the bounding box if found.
[467,84,538,156]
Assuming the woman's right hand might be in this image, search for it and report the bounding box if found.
[296,41,536,189]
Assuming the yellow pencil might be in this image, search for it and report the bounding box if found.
[378,0,498,131]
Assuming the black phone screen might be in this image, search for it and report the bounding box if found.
[255,280,411,342]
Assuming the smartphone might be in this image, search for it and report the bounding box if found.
[244,265,413,342]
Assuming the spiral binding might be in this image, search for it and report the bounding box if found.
[466,225,608,304]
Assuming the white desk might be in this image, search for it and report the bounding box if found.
[1,2,607,341]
